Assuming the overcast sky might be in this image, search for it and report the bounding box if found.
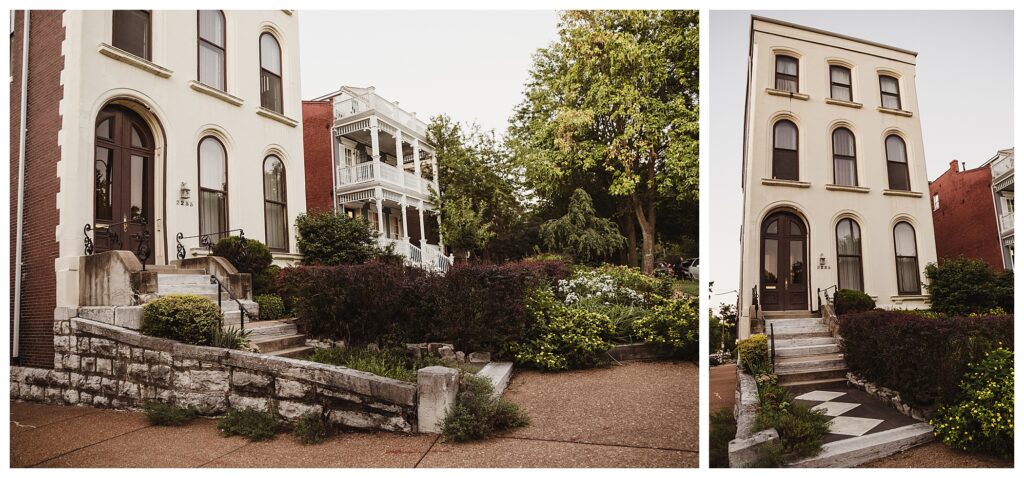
[709,10,1014,310]
[298,10,561,135]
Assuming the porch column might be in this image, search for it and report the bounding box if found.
[394,129,404,173]
[369,116,381,179]
[401,196,409,241]
[430,155,439,185]
[418,199,427,250]
[436,212,445,255]
[374,187,385,241]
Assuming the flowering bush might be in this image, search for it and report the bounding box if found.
[737,334,770,375]
[931,348,1014,458]
[558,269,645,306]
[632,296,699,352]
[507,287,615,370]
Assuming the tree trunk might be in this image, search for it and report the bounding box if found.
[622,210,639,267]
[632,194,657,275]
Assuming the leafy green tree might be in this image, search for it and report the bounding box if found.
[439,196,496,261]
[510,10,699,274]
[295,210,383,266]
[924,256,1014,315]
[539,189,624,263]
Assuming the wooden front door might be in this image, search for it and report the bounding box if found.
[760,212,808,311]
[92,105,155,264]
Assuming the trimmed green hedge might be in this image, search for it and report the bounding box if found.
[141,295,222,345]
[737,334,770,375]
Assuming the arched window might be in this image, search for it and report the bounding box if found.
[836,218,863,291]
[263,155,288,251]
[775,55,798,92]
[259,32,283,113]
[894,222,920,295]
[772,120,798,180]
[198,10,225,91]
[198,137,228,240]
[879,75,902,110]
[830,65,852,101]
[112,10,151,60]
[832,128,857,186]
[885,135,910,191]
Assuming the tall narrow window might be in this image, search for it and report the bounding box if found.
[772,120,798,181]
[879,75,902,110]
[198,10,225,91]
[885,135,911,191]
[832,128,857,186]
[836,218,863,291]
[198,137,228,241]
[894,222,921,295]
[830,65,852,101]
[263,155,288,251]
[112,10,151,60]
[259,33,283,113]
[775,55,798,92]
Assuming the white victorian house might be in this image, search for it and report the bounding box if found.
[736,16,937,338]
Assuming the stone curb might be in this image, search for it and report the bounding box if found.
[789,422,935,468]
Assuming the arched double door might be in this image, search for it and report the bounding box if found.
[760,211,808,311]
[92,104,155,264]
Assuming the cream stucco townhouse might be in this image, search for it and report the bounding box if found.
[736,16,937,339]
[10,10,306,367]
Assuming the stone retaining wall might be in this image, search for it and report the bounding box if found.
[847,372,932,421]
[10,307,422,433]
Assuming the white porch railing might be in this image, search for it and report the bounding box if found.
[409,243,423,263]
[1000,212,1014,233]
[336,162,374,186]
[336,161,424,194]
[333,91,427,137]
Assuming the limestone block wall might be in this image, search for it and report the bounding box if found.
[10,307,421,433]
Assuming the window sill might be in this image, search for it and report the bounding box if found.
[825,98,863,109]
[891,294,928,301]
[762,178,811,188]
[188,81,244,106]
[765,88,809,101]
[883,189,923,198]
[825,184,870,193]
[256,107,299,127]
[877,106,913,117]
[97,43,172,78]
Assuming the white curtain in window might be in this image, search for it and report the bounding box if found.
[199,44,224,90]
[831,66,851,85]
[774,122,797,150]
[260,33,282,75]
[886,136,907,163]
[776,57,797,75]
[894,222,917,256]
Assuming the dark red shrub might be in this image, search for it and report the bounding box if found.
[838,310,1013,407]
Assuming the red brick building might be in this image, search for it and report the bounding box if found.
[301,100,336,213]
[928,159,1005,270]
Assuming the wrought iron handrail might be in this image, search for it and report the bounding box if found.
[769,322,777,370]
[83,217,152,270]
[210,275,253,333]
[176,229,246,261]
[751,286,763,333]
[816,285,838,312]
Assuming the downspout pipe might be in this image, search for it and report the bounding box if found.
[13,10,30,361]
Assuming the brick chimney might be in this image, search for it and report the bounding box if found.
[949,159,960,173]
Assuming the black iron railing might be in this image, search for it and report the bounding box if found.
[83,217,152,270]
[816,285,838,312]
[210,275,254,333]
[175,229,246,261]
[751,286,763,333]
[769,322,777,370]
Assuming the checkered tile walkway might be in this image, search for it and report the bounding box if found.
[790,385,919,444]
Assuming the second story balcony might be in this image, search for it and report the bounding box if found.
[327,86,437,199]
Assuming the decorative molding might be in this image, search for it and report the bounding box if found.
[883,189,923,198]
[877,106,913,117]
[761,178,811,188]
[187,81,244,106]
[765,88,809,101]
[825,184,870,193]
[825,98,863,109]
[97,43,172,78]
[256,107,299,127]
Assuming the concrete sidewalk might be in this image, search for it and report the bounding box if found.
[10,360,697,468]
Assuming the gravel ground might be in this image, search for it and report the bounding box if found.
[859,442,1012,468]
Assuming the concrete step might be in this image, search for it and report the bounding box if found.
[769,324,831,338]
[790,422,935,468]
[782,377,850,388]
[776,353,846,373]
[767,317,823,329]
[147,265,206,275]
[775,343,842,358]
[267,345,314,359]
[774,336,837,348]
[251,334,307,353]
[245,319,298,340]
[476,362,513,396]
[763,310,819,319]
[157,284,219,295]
[157,274,211,286]
[778,367,849,386]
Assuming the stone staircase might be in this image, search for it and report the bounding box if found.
[147,264,312,359]
[766,311,847,387]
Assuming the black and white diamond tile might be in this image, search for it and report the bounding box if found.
[794,390,880,437]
